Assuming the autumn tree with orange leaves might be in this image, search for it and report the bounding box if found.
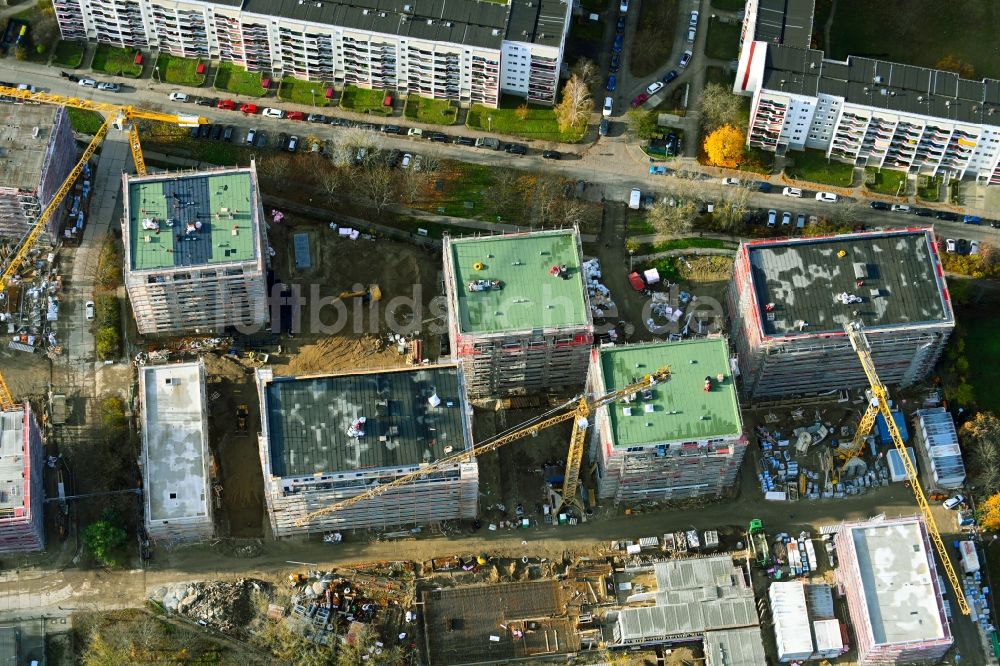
[703,124,746,169]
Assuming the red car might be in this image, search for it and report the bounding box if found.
[286,111,305,121]
[240,103,259,114]
[630,93,649,108]
[217,99,237,110]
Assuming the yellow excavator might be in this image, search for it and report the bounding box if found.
[338,284,381,303]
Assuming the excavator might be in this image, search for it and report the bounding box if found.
[337,284,381,303]
[291,366,672,528]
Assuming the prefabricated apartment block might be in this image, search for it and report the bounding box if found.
[0,103,77,241]
[256,364,476,536]
[443,229,593,398]
[589,339,747,503]
[122,165,269,335]
[53,0,571,106]
[728,228,953,399]
[0,404,45,554]
[139,361,214,542]
[833,516,952,665]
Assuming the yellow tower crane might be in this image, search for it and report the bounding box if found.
[0,85,207,410]
[293,366,673,528]
[844,320,969,616]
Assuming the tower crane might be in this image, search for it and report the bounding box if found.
[844,320,969,616]
[293,366,673,528]
[0,85,207,411]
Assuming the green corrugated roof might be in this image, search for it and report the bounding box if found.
[450,231,589,334]
[599,339,742,449]
[127,172,257,271]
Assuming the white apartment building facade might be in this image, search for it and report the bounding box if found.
[734,0,1000,183]
[53,0,571,106]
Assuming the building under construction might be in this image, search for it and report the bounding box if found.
[0,404,45,553]
[139,361,214,542]
[443,229,593,397]
[588,338,747,503]
[833,516,952,665]
[728,228,953,399]
[0,103,77,242]
[256,364,476,536]
[121,164,269,335]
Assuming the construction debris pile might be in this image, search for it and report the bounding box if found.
[2,250,65,358]
[769,531,819,579]
[150,578,270,635]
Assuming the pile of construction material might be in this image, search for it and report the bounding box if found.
[770,532,818,579]
[150,578,270,634]
[584,259,619,341]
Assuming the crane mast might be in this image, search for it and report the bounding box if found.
[844,320,969,615]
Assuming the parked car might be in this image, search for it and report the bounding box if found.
[217,99,237,110]
[869,201,890,210]
[610,53,621,73]
[240,103,259,114]
[78,78,97,87]
[245,128,257,145]
[662,70,679,84]
[781,211,792,226]
[992,220,1000,228]
[689,9,699,26]
[943,495,966,510]
[616,16,626,33]
[210,124,224,140]
[382,124,402,134]
[599,118,610,136]
[255,130,268,148]
[913,207,934,217]
[722,177,740,186]
[606,75,617,92]
[935,211,959,221]
[815,192,838,202]
[890,204,911,213]
[454,136,476,146]
[287,111,305,121]
[796,213,806,229]
[401,153,412,169]
[97,82,120,92]
[649,166,668,175]
[413,154,423,171]
[603,97,614,117]
[631,93,649,108]
[429,132,449,142]
[197,123,212,139]
[619,0,629,13]
[169,92,189,102]
[963,215,981,225]
[505,143,527,155]
[946,238,957,253]
[307,113,329,123]
[687,28,696,43]
[679,50,693,68]
[195,97,217,107]
[767,209,777,227]
[542,150,561,160]
[970,240,981,255]
[278,133,290,150]
[646,81,663,96]
[407,127,424,137]
[287,135,299,152]
[782,186,802,198]
[85,300,95,321]
[757,182,772,193]
[612,35,623,54]
[262,107,285,119]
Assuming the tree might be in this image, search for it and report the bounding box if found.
[937,55,974,79]
[84,520,127,567]
[358,155,397,213]
[963,412,1000,494]
[712,183,754,232]
[554,74,592,133]
[980,492,1000,531]
[95,327,120,361]
[625,108,659,140]
[648,199,698,236]
[703,124,746,168]
[699,83,746,132]
[571,57,600,93]
[257,155,290,183]
[13,45,26,61]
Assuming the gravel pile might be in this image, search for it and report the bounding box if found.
[150,578,271,634]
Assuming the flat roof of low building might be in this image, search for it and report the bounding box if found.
[141,362,211,524]
[125,169,259,272]
[0,410,30,517]
[598,339,742,449]
[261,365,470,478]
[448,230,590,335]
[0,103,61,191]
[750,0,814,49]
[704,627,768,666]
[849,518,947,646]
[745,229,950,336]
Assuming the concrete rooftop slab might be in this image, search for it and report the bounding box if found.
[0,104,60,191]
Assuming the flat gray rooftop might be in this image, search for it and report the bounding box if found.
[850,519,947,645]
[750,0,814,49]
[704,627,768,666]
[761,44,1000,127]
[0,410,28,516]
[0,103,60,191]
[263,365,469,478]
[141,363,211,523]
[747,229,949,336]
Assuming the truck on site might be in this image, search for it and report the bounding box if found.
[748,518,769,566]
[960,540,980,574]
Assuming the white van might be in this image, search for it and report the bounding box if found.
[628,188,641,210]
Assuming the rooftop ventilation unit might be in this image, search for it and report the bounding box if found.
[873,75,883,84]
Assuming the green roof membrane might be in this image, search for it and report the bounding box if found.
[128,172,257,271]
[599,339,742,449]
[450,231,589,334]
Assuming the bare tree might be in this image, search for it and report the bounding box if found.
[487,169,523,219]
[963,413,1000,494]
[699,82,747,132]
[571,57,600,94]
[713,183,754,232]
[358,156,397,213]
[648,199,699,237]
[531,176,564,226]
[257,155,290,184]
[554,74,592,133]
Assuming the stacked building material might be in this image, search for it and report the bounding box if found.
[912,407,966,489]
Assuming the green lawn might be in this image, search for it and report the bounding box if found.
[917,175,942,201]
[214,62,266,97]
[91,44,143,77]
[711,0,746,9]
[467,95,585,143]
[784,149,855,187]
[829,0,1000,77]
[705,18,741,61]
[962,307,1000,413]
[278,76,331,107]
[404,95,458,125]
[154,54,206,86]
[340,85,393,115]
[864,167,908,196]
[52,40,85,68]
[67,108,106,134]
